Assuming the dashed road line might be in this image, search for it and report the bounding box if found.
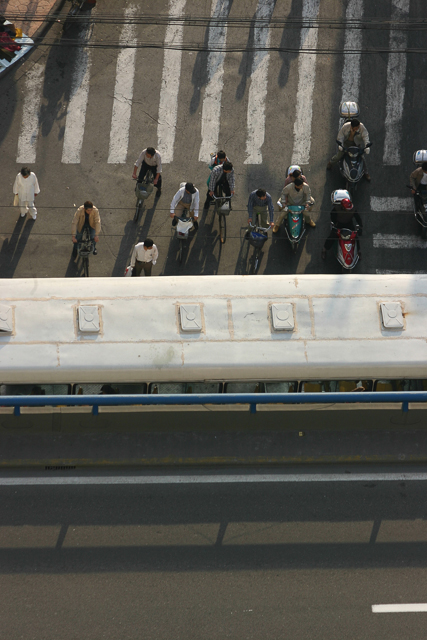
[372,604,427,613]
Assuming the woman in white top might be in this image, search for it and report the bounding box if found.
[13,167,40,220]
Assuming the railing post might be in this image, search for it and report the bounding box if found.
[92,405,99,416]
[402,401,409,413]
[250,403,257,414]
[13,405,20,417]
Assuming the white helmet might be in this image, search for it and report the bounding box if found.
[339,101,360,119]
[287,165,302,177]
[413,150,427,165]
[331,189,352,205]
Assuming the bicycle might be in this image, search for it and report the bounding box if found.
[245,221,270,274]
[212,188,232,244]
[134,173,154,223]
[174,214,194,264]
[77,226,94,277]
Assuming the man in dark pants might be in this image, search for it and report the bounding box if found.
[204,161,235,208]
[321,198,363,260]
[132,146,162,197]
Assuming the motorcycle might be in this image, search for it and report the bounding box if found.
[337,140,372,194]
[330,189,360,272]
[409,150,427,239]
[282,205,306,253]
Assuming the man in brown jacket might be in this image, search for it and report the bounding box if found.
[410,162,427,192]
[71,201,101,258]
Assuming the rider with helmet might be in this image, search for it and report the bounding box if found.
[327,118,371,181]
[321,198,363,260]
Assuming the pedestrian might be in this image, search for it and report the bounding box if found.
[247,188,275,229]
[71,201,101,258]
[130,238,158,276]
[170,182,199,229]
[132,146,162,197]
[13,166,40,220]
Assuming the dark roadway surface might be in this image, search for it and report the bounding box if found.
[0,0,427,278]
[1,471,427,639]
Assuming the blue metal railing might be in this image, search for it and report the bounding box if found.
[2,392,427,416]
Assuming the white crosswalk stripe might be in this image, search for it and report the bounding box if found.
[107,5,138,164]
[61,23,93,164]
[157,0,187,164]
[244,0,275,165]
[340,0,364,108]
[373,235,427,250]
[16,62,45,164]
[383,0,410,166]
[370,197,413,212]
[198,0,231,162]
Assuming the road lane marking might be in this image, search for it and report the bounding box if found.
[157,0,186,164]
[61,23,93,164]
[16,62,45,164]
[3,473,427,486]
[198,0,231,162]
[0,525,60,548]
[63,524,219,547]
[372,604,427,613]
[376,519,427,543]
[376,270,427,274]
[340,0,363,109]
[244,0,275,165]
[383,0,410,166]
[107,5,137,164]
[373,234,427,249]
[223,521,372,545]
[370,197,412,211]
[291,0,321,165]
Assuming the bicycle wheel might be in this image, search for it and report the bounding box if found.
[83,256,89,277]
[219,214,226,244]
[134,199,142,223]
[179,241,183,264]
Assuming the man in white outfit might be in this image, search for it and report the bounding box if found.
[13,167,40,219]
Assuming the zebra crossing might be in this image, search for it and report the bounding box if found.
[14,0,418,172]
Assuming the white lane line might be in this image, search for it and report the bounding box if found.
[372,604,427,613]
[3,473,427,486]
[383,0,410,166]
[291,0,321,165]
[16,62,45,164]
[157,0,186,164]
[107,5,137,164]
[339,0,363,130]
[370,197,412,211]
[61,24,93,164]
[198,0,231,162]
[373,234,427,249]
[377,270,427,274]
[244,0,275,165]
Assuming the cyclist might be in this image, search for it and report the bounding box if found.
[132,146,162,197]
[204,161,235,209]
[170,182,199,230]
[71,201,101,258]
[247,188,275,229]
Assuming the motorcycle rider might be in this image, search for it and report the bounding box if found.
[321,198,363,260]
[273,178,315,232]
[170,182,199,230]
[327,118,371,181]
[410,162,427,210]
[283,166,308,188]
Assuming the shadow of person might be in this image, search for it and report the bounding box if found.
[185,206,220,275]
[235,0,278,102]
[64,250,81,277]
[0,216,35,277]
[278,0,302,88]
[189,0,234,115]
[234,226,252,274]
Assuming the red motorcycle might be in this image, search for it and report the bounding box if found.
[334,226,360,272]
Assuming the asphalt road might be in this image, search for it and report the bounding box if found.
[1,469,427,639]
[1,0,427,278]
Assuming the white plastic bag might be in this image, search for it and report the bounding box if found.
[124,265,133,277]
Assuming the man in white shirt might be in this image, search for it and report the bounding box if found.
[170,182,199,229]
[13,167,40,219]
[130,238,159,276]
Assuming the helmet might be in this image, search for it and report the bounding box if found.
[339,101,360,119]
[331,189,351,205]
[287,165,302,177]
[341,198,353,210]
